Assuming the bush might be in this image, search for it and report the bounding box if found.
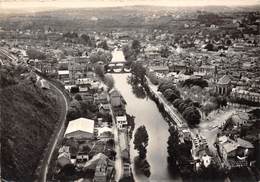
[163,88,181,102]
[74,94,82,101]
[182,78,208,88]
[158,81,176,93]
[104,74,114,91]
[182,106,201,126]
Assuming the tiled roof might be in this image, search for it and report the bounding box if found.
[218,75,231,85]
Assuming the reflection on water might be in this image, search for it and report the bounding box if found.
[112,73,182,182]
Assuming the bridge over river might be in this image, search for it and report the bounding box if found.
[105,49,131,73]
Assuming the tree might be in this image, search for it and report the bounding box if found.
[204,43,214,51]
[89,49,112,64]
[182,106,201,126]
[158,81,176,93]
[104,74,114,91]
[122,44,134,62]
[97,40,109,50]
[202,101,218,116]
[80,34,93,47]
[134,125,149,159]
[70,86,79,93]
[131,40,141,54]
[172,98,183,108]
[131,62,146,84]
[74,94,82,101]
[160,45,171,58]
[95,65,105,79]
[178,103,188,113]
[163,88,180,102]
[60,164,75,176]
[27,49,46,60]
[167,126,179,167]
[82,145,91,153]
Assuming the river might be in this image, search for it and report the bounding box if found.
[111,49,182,182]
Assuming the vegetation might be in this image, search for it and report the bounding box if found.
[133,125,150,177]
[97,40,109,50]
[89,49,112,64]
[130,62,146,84]
[94,65,105,79]
[181,78,208,88]
[158,81,176,93]
[167,126,193,172]
[134,125,149,160]
[80,34,94,47]
[66,99,98,122]
[27,49,46,60]
[163,88,181,102]
[147,72,159,85]
[158,81,181,102]
[182,106,201,126]
[167,126,179,168]
[1,65,60,181]
[160,45,170,58]
[122,40,141,62]
[104,74,114,91]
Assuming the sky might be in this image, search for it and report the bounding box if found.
[1,0,259,11]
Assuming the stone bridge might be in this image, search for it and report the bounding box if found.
[105,61,131,73]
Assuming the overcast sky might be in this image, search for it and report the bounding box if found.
[1,0,259,11]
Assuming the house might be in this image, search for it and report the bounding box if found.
[58,70,70,84]
[169,63,187,73]
[76,78,97,92]
[98,103,110,114]
[230,112,250,127]
[119,132,130,162]
[68,57,91,83]
[38,79,50,89]
[218,136,254,169]
[109,89,125,107]
[148,65,169,74]
[191,134,208,160]
[58,146,70,154]
[230,88,260,104]
[98,131,114,140]
[83,153,114,174]
[116,115,127,129]
[76,152,89,162]
[81,92,94,102]
[57,152,71,167]
[215,74,232,95]
[123,163,131,177]
[94,159,108,182]
[64,118,95,140]
[94,92,108,104]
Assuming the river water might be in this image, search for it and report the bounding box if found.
[111,49,182,182]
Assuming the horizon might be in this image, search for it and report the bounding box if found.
[1,0,260,12]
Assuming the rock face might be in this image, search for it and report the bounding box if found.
[1,66,61,181]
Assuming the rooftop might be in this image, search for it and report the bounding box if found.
[217,74,231,85]
[65,118,95,136]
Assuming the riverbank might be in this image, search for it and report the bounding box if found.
[111,73,182,181]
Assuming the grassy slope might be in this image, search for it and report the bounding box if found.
[1,76,61,181]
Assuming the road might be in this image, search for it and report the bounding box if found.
[146,77,187,128]
[37,78,68,182]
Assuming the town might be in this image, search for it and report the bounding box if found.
[1,3,260,182]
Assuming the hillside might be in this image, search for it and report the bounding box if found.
[0,65,62,181]
[1,5,259,32]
